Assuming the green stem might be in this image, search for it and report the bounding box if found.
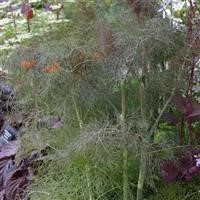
[72,92,83,129]
[170,0,173,27]
[56,10,59,20]
[137,87,175,200]
[27,20,30,33]
[123,147,128,200]
[120,79,128,200]
[136,38,148,200]
[72,91,93,200]
[137,66,147,200]
[86,164,93,200]
[136,148,147,200]
[121,80,126,125]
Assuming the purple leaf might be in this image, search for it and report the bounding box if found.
[171,95,189,114]
[0,142,19,159]
[43,3,53,12]
[159,160,180,183]
[0,157,16,188]
[4,168,31,200]
[161,112,179,125]
[189,103,200,118]
[2,151,38,200]
[0,141,38,199]
[181,166,200,181]
[171,95,200,122]
[177,153,194,171]
[21,3,31,15]
[0,190,5,200]
[160,151,200,183]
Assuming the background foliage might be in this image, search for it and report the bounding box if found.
[0,0,200,200]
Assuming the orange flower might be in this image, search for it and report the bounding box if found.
[42,62,60,73]
[26,9,33,21]
[90,51,103,61]
[20,60,36,69]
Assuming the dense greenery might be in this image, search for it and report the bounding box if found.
[0,0,200,199]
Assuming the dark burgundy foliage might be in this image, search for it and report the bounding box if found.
[159,160,180,183]
[170,95,200,121]
[0,190,5,200]
[178,152,194,171]
[0,142,38,200]
[161,94,200,126]
[126,0,141,18]
[43,3,53,12]
[4,167,32,200]
[0,142,18,159]
[160,1,200,183]
[188,102,200,119]
[161,112,179,125]
[160,96,200,182]
[21,3,31,16]
[160,152,200,183]
[171,95,189,114]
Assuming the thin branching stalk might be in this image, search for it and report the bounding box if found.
[149,87,175,139]
[170,0,173,27]
[72,88,93,200]
[27,20,30,33]
[137,148,147,200]
[56,10,59,20]
[136,34,149,200]
[120,79,128,200]
[123,147,128,200]
[137,86,176,200]
[10,3,17,34]
[178,115,185,145]
[72,92,83,129]
[120,80,126,125]
[136,76,147,200]
[186,0,197,149]
[86,164,93,200]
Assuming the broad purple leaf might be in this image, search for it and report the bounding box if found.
[0,145,38,199]
[0,157,16,189]
[171,95,189,114]
[4,168,31,200]
[21,3,31,15]
[177,152,194,172]
[43,3,53,11]
[3,151,38,200]
[0,142,19,159]
[161,112,179,125]
[188,166,200,174]
[189,102,200,118]
[181,166,200,181]
[183,172,193,181]
[159,160,180,183]
[171,95,200,122]
[160,150,200,183]
[0,190,5,200]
